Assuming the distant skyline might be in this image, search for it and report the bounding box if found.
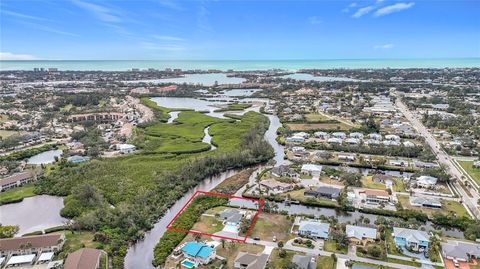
[1,0,479,60]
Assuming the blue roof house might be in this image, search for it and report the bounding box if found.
[298,220,330,239]
[393,227,429,252]
[181,241,216,267]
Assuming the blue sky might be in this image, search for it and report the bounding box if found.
[0,0,479,60]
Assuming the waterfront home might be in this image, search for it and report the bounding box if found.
[361,189,390,204]
[349,132,364,139]
[116,143,136,154]
[292,254,317,269]
[218,209,245,226]
[67,155,91,164]
[286,136,305,143]
[331,132,346,139]
[0,171,36,191]
[304,186,341,200]
[180,241,216,267]
[294,132,310,139]
[301,164,322,177]
[389,159,408,167]
[383,140,400,146]
[314,131,329,139]
[385,134,401,141]
[413,161,439,169]
[327,137,343,144]
[338,154,355,162]
[368,133,382,140]
[0,233,65,257]
[410,196,442,209]
[346,225,377,245]
[393,227,429,252]
[345,138,360,145]
[298,220,330,239]
[441,240,480,263]
[372,174,393,184]
[260,179,294,193]
[415,176,438,189]
[234,252,268,269]
[64,248,104,269]
[271,165,298,178]
[292,146,306,156]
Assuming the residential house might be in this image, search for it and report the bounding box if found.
[286,136,305,143]
[473,161,480,169]
[234,252,269,269]
[292,255,317,269]
[116,143,136,154]
[346,225,377,245]
[0,171,36,191]
[416,176,438,189]
[218,209,245,226]
[368,133,382,140]
[331,132,346,139]
[413,161,439,169]
[393,227,429,252]
[389,160,408,167]
[292,146,306,156]
[260,179,294,193]
[298,220,330,239]
[338,155,355,162]
[271,165,298,178]
[327,137,343,144]
[362,189,390,204]
[349,132,364,139]
[383,140,400,146]
[385,134,401,141]
[345,138,360,145]
[314,132,329,139]
[301,164,322,177]
[410,196,442,209]
[64,248,103,269]
[372,174,393,184]
[0,233,65,257]
[180,241,216,267]
[441,240,480,262]
[304,186,341,200]
[67,155,91,164]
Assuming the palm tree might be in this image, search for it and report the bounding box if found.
[220,238,226,249]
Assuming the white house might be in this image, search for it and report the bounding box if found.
[368,133,382,140]
[116,143,136,154]
[349,132,364,139]
[385,134,401,141]
[298,220,330,239]
[345,138,360,145]
[301,164,322,177]
[327,137,343,144]
[331,132,346,139]
[416,176,438,188]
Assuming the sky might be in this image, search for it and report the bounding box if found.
[0,0,479,60]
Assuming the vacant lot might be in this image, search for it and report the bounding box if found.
[305,113,330,122]
[286,122,352,131]
[458,161,480,186]
[249,213,293,241]
[191,215,225,234]
[0,130,20,139]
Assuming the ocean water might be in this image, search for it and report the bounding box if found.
[0,58,479,71]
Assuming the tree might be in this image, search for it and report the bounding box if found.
[278,249,287,258]
[220,238,226,249]
[278,241,284,248]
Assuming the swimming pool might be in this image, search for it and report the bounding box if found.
[181,260,195,268]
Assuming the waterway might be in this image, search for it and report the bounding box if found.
[27,149,63,165]
[202,127,216,151]
[166,111,180,123]
[0,195,67,236]
[123,73,246,86]
[282,73,360,82]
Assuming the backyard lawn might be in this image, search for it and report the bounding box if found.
[361,175,406,192]
[215,242,264,269]
[458,161,480,186]
[249,213,294,241]
[317,255,336,269]
[191,215,225,234]
[0,184,36,205]
[279,189,338,207]
[52,230,102,259]
[398,194,469,218]
[323,240,347,254]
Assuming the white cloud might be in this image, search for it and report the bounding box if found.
[352,6,375,18]
[349,2,358,8]
[1,10,50,21]
[374,2,415,17]
[308,16,323,25]
[152,35,186,41]
[374,43,394,49]
[0,52,38,60]
[72,0,121,22]
[18,21,79,37]
[376,0,385,3]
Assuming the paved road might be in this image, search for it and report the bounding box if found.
[247,238,421,269]
[394,94,480,218]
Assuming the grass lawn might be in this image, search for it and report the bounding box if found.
[191,215,225,234]
[51,230,102,259]
[323,240,347,254]
[268,249,300,269]
[286,123,352,131]
[317,255,336,269]
[216,242,264,269]
[393,178,406,192]
[353,261,396,269]
[398,194,469,218]
[304,113,330,122]
[204,206,230,215]
[0,130,20,139]
[279,189,338,207]
[249,213,293,241]
[386,257,421,267]
[0,184,36,205]
[361,176,386,190]
[458,161,480,186]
